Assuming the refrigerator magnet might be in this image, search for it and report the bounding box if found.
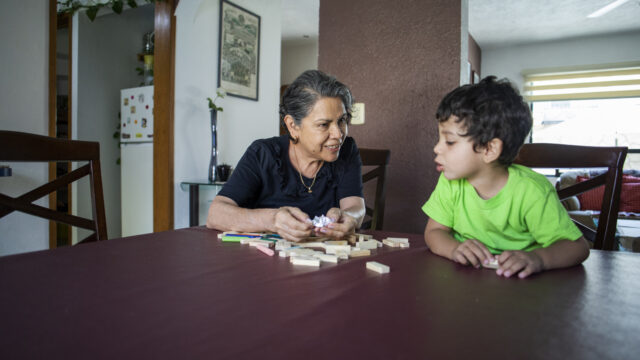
[142,118,147,128]
[131,106,136,114]
[124,98,129,106]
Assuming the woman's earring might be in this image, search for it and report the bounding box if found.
[293,137,299,144]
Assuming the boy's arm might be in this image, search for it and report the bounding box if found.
[424,218,493,267]
[498,237,590,278]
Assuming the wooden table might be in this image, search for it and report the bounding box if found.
[1,227,639,359]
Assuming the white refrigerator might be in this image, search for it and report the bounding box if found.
[120,85,154,236]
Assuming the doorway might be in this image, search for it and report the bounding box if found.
[48,0,175,245]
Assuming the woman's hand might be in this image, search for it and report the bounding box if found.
[317,207,358,239]
[273,206,313,242]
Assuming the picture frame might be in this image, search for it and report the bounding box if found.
[218,0,261,101]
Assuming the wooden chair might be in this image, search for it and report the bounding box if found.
[0,131,107,243]
[514,143,627,251]
[359,148,390,230]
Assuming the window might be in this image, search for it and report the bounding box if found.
[523,63,640,171]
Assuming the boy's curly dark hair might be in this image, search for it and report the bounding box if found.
[436,76,532,166]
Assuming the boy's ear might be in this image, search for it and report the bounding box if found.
[482,138,503,163]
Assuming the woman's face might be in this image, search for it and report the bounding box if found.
[288,96,348,163]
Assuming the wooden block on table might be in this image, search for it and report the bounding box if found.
[366,261,390,274]
[290,256,321,267]
[382,239,401,248]
[249,239,274,247]
[314,253,339,263]
[324,240,348,246]
[350,249,371,257]
[386,237,409,244]
[355,240,378,250]
[256,245,275,256]
[325,244,351,254]
[297,242,327,249]
[483,259,500,269]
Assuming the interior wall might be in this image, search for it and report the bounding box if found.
[75,5,155,240]
[319,0,463,233]
[0,0,50,256]
[281,39,318,85]
[468,34,481,79]
[173,0,282,228]
[482,30,640,91]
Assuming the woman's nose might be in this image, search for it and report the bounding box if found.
[330,123,344,138]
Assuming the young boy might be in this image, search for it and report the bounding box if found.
[422,76,589,279]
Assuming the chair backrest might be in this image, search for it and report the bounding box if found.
[359,148,390,230]
[0,131,107,243]
[514,143,627,251]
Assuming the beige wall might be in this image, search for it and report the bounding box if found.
[319,0,463,233]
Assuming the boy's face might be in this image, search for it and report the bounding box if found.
[433,116,486,181]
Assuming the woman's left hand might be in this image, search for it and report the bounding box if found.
[317,207,357,239]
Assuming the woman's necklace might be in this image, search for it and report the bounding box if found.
[292,144,323,193]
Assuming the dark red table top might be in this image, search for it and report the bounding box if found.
[1,227,639,359]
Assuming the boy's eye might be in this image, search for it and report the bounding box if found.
[445,141,455,146]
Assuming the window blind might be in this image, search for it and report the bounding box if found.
[522,62,640,101]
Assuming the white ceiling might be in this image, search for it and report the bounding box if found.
[281,0,319,44]
[470,0,640,49]
[282,0,640,48]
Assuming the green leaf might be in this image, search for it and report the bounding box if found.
[217,106,223,112]
[86,6,99,21]
[127,0,138,8]
[207,97,214,109]
[112,1,124,14]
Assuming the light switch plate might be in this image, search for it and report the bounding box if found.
[351,103,365,125]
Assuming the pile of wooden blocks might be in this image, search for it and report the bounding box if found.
[218,232,410,274]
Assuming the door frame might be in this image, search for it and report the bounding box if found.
[47,0,176,245]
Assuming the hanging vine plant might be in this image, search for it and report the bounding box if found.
[57,0,163,22]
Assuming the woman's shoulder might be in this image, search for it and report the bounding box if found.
[246,135,288,159]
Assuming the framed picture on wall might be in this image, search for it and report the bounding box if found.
[218,0,261,101]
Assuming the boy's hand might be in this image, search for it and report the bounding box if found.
[496,250,544,279]
[451,239,494,268]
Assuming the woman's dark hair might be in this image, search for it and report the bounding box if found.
[436,76,532,166]
[280,70,353,141]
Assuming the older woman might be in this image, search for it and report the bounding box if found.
[206,70,365,242]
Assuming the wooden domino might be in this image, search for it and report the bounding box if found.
[314,253,339,263]
[290,256,321,267]
[483,259,500,269]
[350,249,371,257]
[256,245,275,256]
[355,240,378,250]
[366,261,390,274]
[324,240,348,246]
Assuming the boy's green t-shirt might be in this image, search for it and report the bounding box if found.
[422,164,583,254]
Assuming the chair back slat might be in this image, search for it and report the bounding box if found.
[359,148,390,230]
[0,130,108,244]
[515,143,627,250]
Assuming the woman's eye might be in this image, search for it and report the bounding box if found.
[446,141,455,146]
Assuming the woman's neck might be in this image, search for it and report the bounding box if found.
[289,141,323,178]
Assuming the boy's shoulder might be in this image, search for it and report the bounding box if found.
[508,164,555,195]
